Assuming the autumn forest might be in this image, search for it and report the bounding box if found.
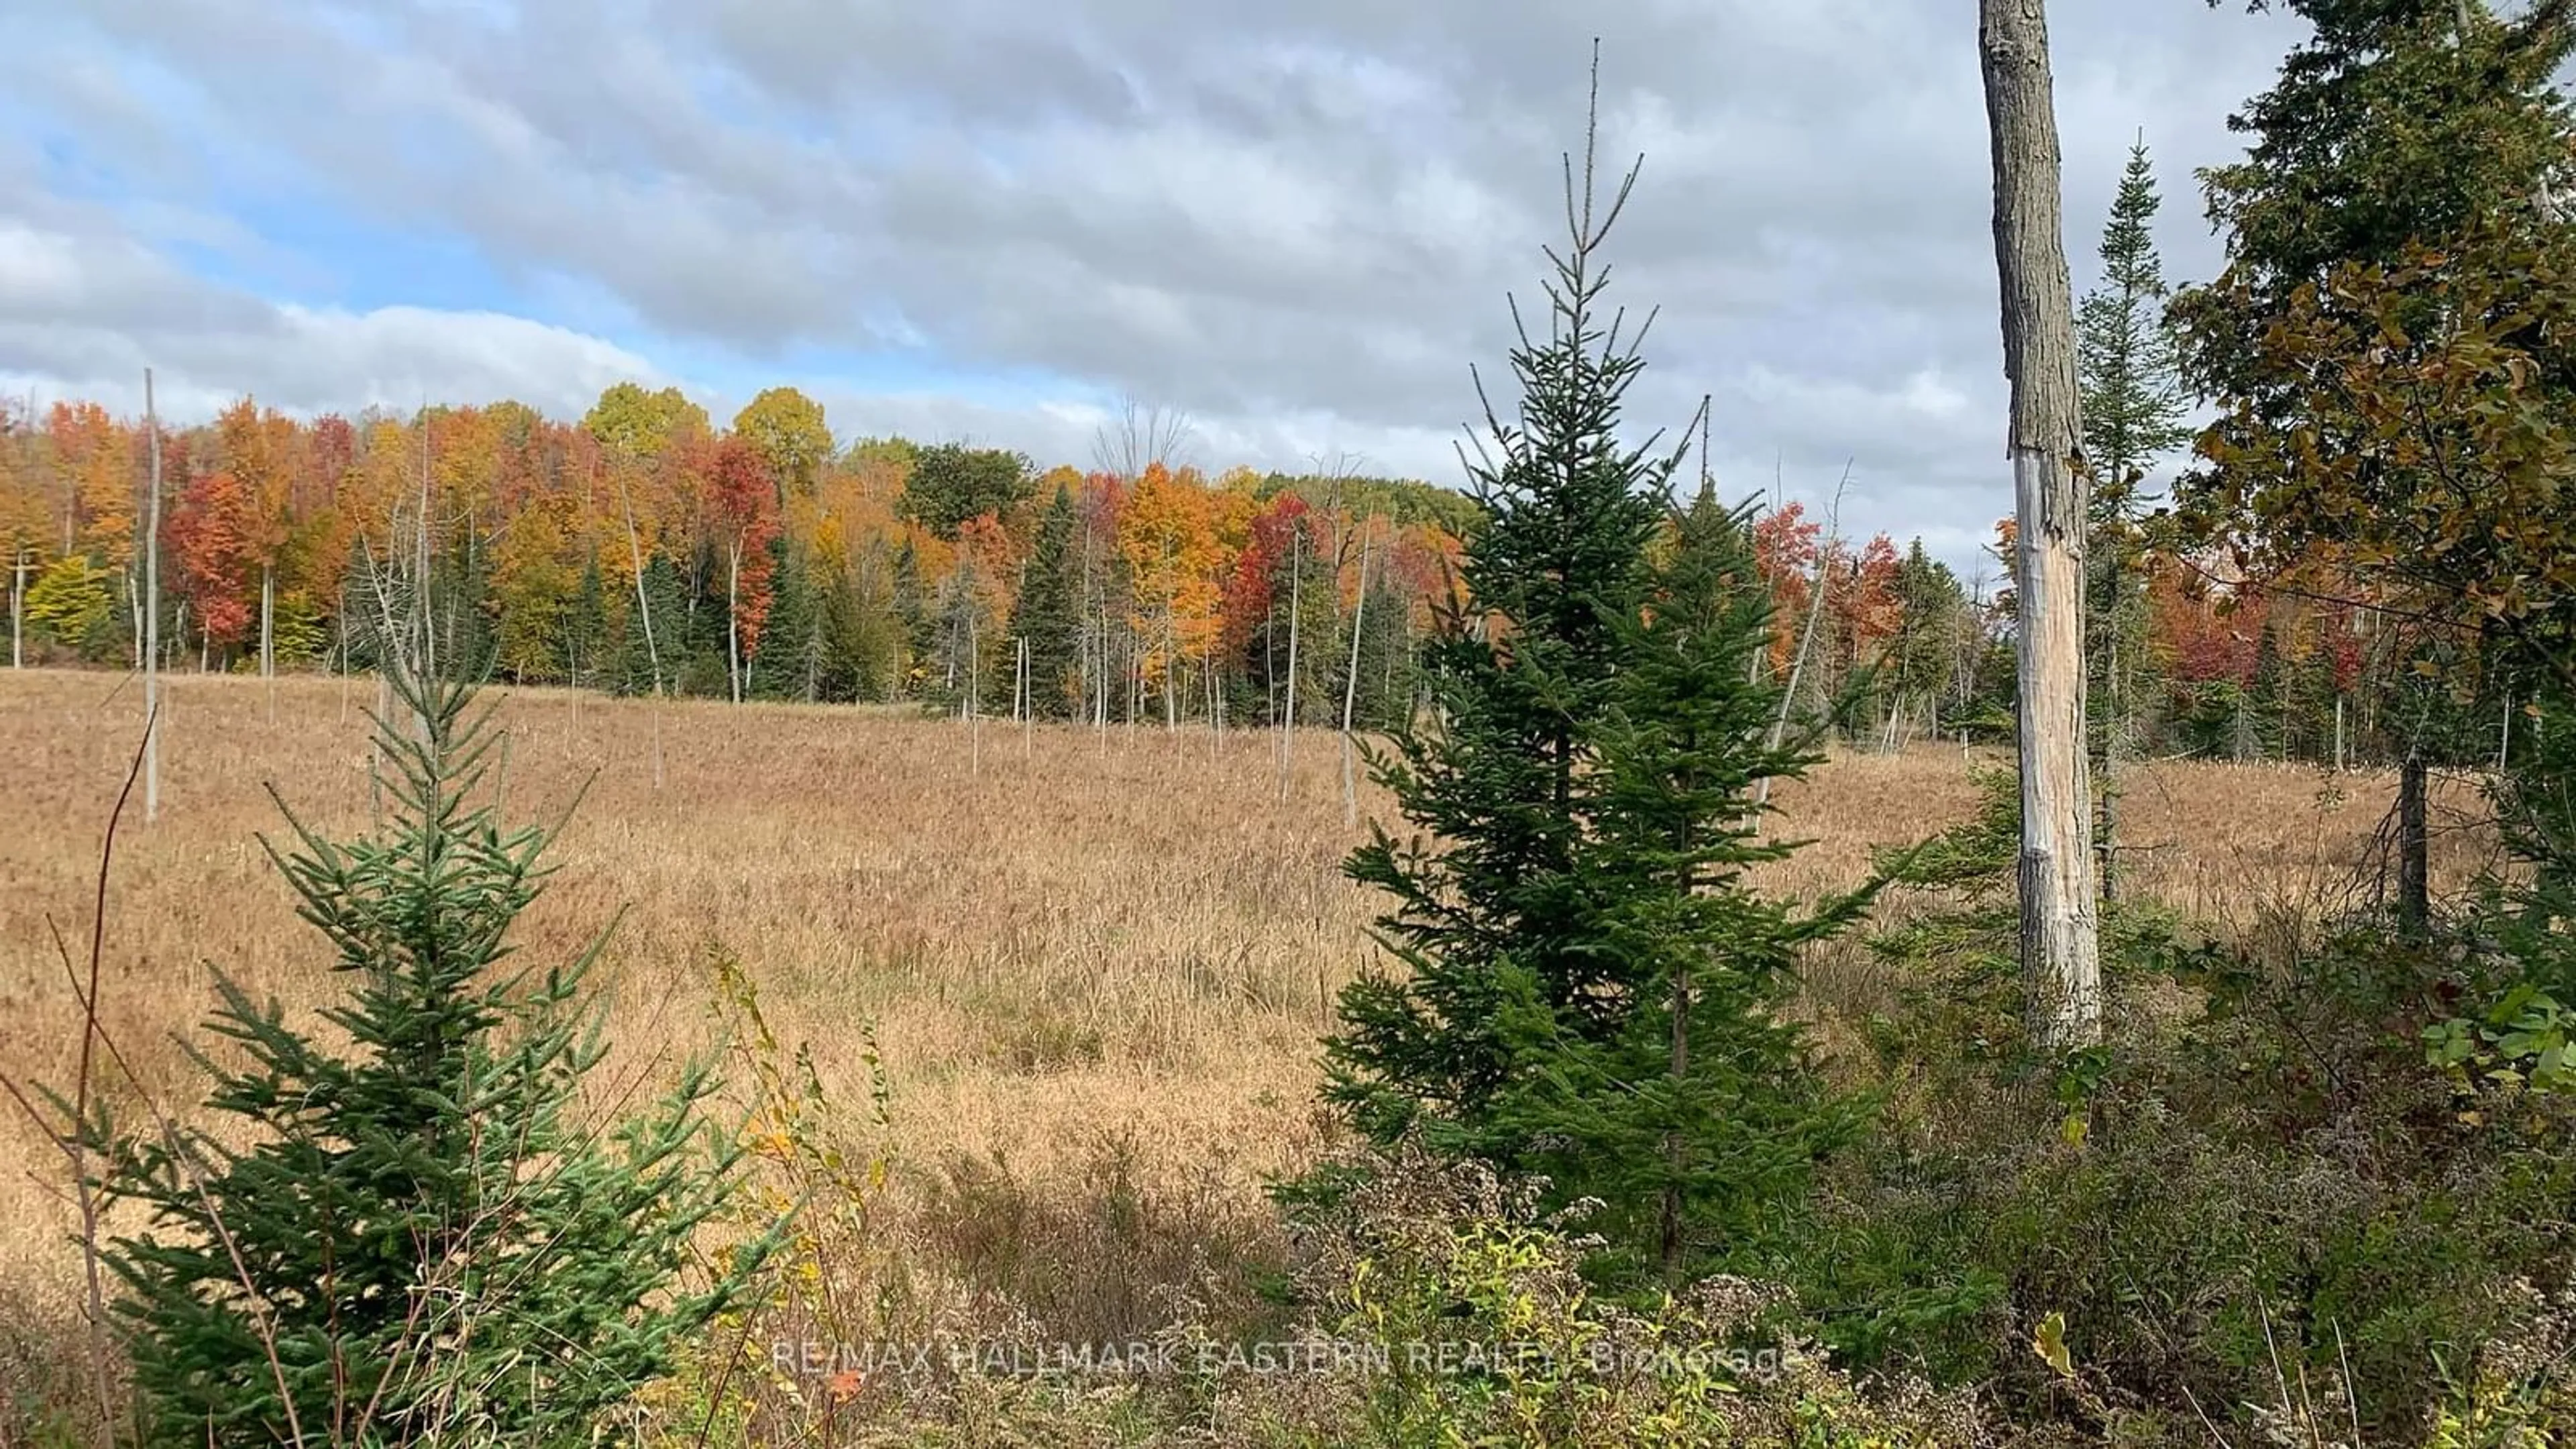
[0,370,2444,771]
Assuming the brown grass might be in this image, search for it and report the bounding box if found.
[0,667,2493,1363]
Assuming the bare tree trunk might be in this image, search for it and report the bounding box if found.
[1982,0,2102,1053]
[2400,751,2430,930]
[1661,847,1695,1279]
[337,592,351,725]
[1079,525,1098,730]
[2098,578,2122,906]
[612,470,665,792]
[9,547,24,669]
[261,562,276,724]
[144,368,162,822]
[417,417,435,688]
[1341,519,1375,828]
[727,539,743,705]
[11,388,31,670]
[1754,467,1848,808]
[1279,526,1303,803]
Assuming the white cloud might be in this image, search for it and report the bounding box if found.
[2,0,2324,566]
[0,219,663,423]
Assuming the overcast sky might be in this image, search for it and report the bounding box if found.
[0,0,2309,568]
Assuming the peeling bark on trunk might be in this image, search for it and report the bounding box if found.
[1981,0,2102,1052]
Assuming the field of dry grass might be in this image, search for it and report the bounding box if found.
[0,667,2496,1364]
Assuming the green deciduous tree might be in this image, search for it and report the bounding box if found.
[23,553,113,653]
[2202,225,2576,741]
[581,382,710,462]
[2178,0,2576,851]
[900,443,1031,539]
[732,386,834,502]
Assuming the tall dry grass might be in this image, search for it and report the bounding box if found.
[0,667,2491,1385]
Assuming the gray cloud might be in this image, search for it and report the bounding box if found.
[4,0,2312,563]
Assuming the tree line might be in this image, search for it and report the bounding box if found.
[0,368,2495,773]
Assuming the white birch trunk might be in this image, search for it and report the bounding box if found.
[613,471,665,791]
[144,368,162,822]
[9,548,24,670]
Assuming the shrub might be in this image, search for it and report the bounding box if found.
[1794,774,2576,1442]
[1240,1144,1978,1448]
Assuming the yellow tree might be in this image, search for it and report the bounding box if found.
[3,398,60,667]
[582,392,711,709]
[213,398,303,678]
[1118,462,1227,726]
[427,405,501,537]
[34,402,134,665]
[489,493,579,683]
[345,419,416,559]
[733,386,833,502]
[582,382,708,463]
[49,402,135,570]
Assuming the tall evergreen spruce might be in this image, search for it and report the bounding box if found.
[1248,511,1334,727]
[566,551,610,687]
[1326,84,1863,1272]
[78,616,766,1446]
[615,553,691,697]
[2076,141,2191,897]
[1326,112,1664,1148]
[1350,569,1417,732]
[1489,481,1874,1275]
[2173,0,2575,415]
[1009,480,1083,717]
[892,537,933,696]
[2078,142,2192,521]
[749,533,822,702]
